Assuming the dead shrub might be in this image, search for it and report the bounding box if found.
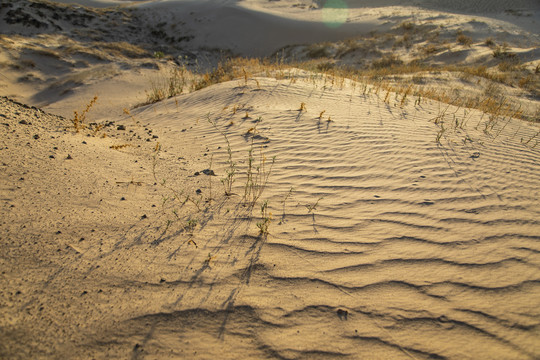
[371,55,403,69]
[457,34,473,46]
[306,43,332,59]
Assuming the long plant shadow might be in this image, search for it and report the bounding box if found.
[217,232,267,339]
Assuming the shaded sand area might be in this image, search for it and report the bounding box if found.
[1,0,540,359]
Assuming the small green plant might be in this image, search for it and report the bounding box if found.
[185,218,198,234]
[72,96,98,132]
[279,187,294,225]
[256,200,271,236]
[436,123,445,143]
[305,197,323,213]
[207,114,236,196]
[243,118,276,207]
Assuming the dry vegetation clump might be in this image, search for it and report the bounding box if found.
[71,95,98,132]
[422,44,441,56]
[142,57,282,105]
[400,21,415,32]
[149,53,537,122]
[93,41,150,59]
[47,38,150,61]
[193,57,281,91]
[456,33,473,47]
[133,15,538,124]
[492,44,519,61]
[306,43,333,59]
[145,66,188,104]
[193,61,237,90]
[484,37,496,48]
[336,38,382,59]
[371,54,404,69]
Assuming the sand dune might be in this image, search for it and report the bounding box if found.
[119,77,539,357]
[1,0,539,359]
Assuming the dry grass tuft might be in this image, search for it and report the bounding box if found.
[72,96,98,132]
[457,33,473,47]
[110,144,132,150]
[94,41,149,59]
[145,66,187,104]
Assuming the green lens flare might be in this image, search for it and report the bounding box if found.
[322,0,349,29]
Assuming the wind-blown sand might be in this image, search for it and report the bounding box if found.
[1,0,539,359]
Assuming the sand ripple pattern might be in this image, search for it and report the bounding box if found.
[130,78,540,359]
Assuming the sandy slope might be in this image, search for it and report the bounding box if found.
[123,76,540,359]
[1,0,540,359]
[2,74,539,358]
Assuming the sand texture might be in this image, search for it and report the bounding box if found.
[1,0,539,359]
